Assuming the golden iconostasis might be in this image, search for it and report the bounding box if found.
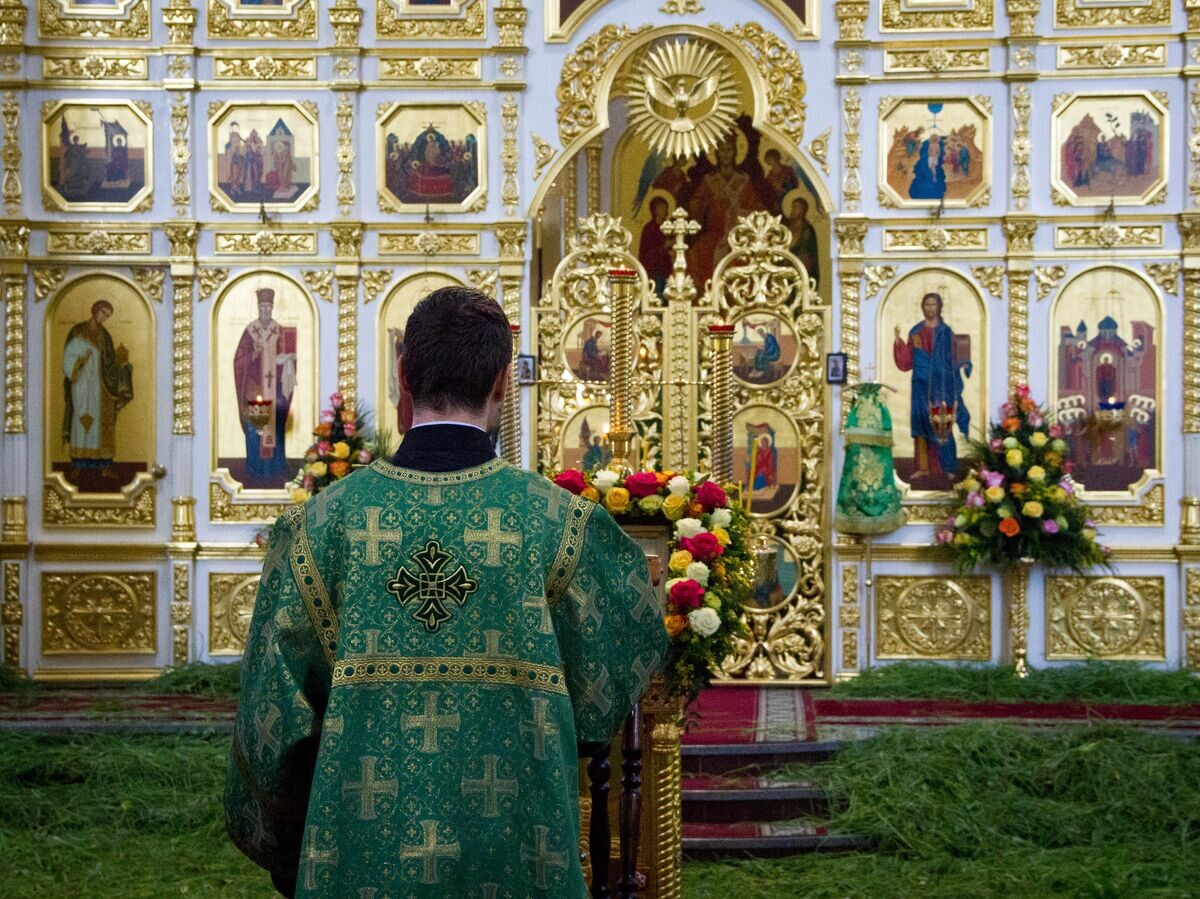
[0,0,1195,681]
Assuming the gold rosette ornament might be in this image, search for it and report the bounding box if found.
[626,38,739,160]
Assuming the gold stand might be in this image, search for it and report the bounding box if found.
[607,268,638,473]
[1002,559,1032,677]
[707,323,735,484]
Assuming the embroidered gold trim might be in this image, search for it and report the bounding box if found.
[368,457,508,484]
[331,655,569,695]
[544,495,592,605]
[288,505,340,668]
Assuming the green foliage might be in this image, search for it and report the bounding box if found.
[0,665,35,695]
[830,661,1200,706]
[139,661,243,698]
[0,733,269,897]
[938,387,1109,575]
[689,724,1200,898]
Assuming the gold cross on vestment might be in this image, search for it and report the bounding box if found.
[460,754,518,818]
[520,824,568,889]
[400,819,461,885]
[520,696,560,761]
[401,690,460,753]
[300,826,339,890]
[483,629,513,658]
[347,507,403,566]
[522,596,554,634]
[342,756,398,821]
[581,665,612,715]
[464,507,521,566]
[252,703,281,761]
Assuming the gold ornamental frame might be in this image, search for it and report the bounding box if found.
[375,102,488,215]
[41,100,154,214]
[38,0,150,39]
[543,0,817,43]
[207,100,320,215]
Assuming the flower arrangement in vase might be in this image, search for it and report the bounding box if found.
[288,392,381,503]
[937,385,1109,574]
[550,466,752,701]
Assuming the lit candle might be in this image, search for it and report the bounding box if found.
[641,436,650,472]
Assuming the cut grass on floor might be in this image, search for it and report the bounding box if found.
[2,724,1198,898]
[829,660,1200,706]
[138,661,243,698]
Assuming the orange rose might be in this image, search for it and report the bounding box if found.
[1009,483,1026,496]
[1002,417,1021,433]
[580,486,600,503]
[664,614,687,637]
[314,423,333,438]
[1019,398,1036,413]
[712,560,726,578]
[1044,452,1062,467]
[340,409,356,423]
[688,501,704,517]
[655,472,670,486]
[998,517,1020,537]
[329,461,350,479]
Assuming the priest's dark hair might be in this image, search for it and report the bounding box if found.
[404,285,511,412]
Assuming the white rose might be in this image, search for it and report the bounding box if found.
[709,508,732,529]
[593,469,619,492]
[664,577,683,592]
[685,562,709,586]
[687,607,721,637]
[675,518,704,539]
[667,475,691,497]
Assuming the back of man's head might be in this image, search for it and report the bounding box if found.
[404,286,511,413]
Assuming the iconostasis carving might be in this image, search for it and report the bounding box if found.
[4,0,1198,683]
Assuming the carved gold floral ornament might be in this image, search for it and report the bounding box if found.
[625,38,738,160]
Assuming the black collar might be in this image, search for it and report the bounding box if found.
[388,424,497,473]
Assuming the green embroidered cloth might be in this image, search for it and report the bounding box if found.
[834,383,906,535]
[226,458,667,897]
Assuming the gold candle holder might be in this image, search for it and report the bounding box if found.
[171,496,197,544]
[707,323,735,484]
[502,324,522,466]
[607,269,639,473]
[1,497,26,544]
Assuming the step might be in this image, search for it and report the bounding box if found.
[682,821,870,858]
[681,739,841,776]
[682,774,831,823]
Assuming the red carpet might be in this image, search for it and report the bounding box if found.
[685,688,1200,744]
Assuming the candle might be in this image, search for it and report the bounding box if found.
[745,437,759,513]
[641,436,650,471]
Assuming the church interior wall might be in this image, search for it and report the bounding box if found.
[0,0,1197,680]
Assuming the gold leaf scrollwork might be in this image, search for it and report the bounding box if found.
[197,268,229,301]
[1144,263,1179,296]
[303,269,335,303]
[972,266,1005,300]
[132,267,166,303]
[1033,265,1067,301]
[42,572,157,654]
[862,265,895,299]
[557,24,651,149]
[209,573,260,654]
[1046,576,1165,660]
[716,23,806,146]
[876,576,991,660]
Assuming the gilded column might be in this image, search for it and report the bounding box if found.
[707,324,734,483]
[2,270,22,434]
[840,564,860,673]
[1180,217,1200,544]
[563,158,579,242]
[1,92,19,216]
[585,142,602,215]
[649,718,682,898]
[167,224,198,436]
[171,563,190,665]
[337,276,359,406]
[835,219,867,424]
[1004,217,1037,392]
[661,209,700,471]
[501,325,521,466]
[607,269,637,472]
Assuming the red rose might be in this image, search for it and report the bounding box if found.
[680,532,724,562]
[553,469,587,495]
[625,471,660,499]
[694,481,728,510]
[668,578,705,610]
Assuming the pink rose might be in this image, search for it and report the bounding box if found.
[1048,423,1064,438]
[1000,403,1016,418]
[317,441,332,457]
[668,578,705,610]
[625,471,660,499]
[330,392,344,408]
[935,528,954,545]
[695,481,728,510]
[680,532,724,562]
[982,470,1005,489]
[1062,460,1074,474]
[1028,412,1044,428]
[357,449,372,464]
[321,410,335,423]
[553,469,587,495]
[1059,480,1074,495]
[1042,520,1059,534]
[302,476,315,490]
[1016,385,1031,399]
[966,492,984,508]
[989,438,1003,451]
[344,423,358,437]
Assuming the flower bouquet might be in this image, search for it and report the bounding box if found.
[288,392,380,503]
[550,467,752,701]
[936,385,1109,574]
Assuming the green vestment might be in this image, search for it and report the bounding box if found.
[834,383,906,534]
[226,458,667,897]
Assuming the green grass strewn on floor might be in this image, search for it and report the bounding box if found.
[829,660,1200,705]
[139,661,243,697]
[689,724,1200,898]
[0,732,271,898]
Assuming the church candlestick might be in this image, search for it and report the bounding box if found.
[607,269,638,474]
[708,323,735,484]
[502,324,521,466]
[746,437,759,514]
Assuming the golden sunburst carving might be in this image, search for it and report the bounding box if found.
[626,38,738,160]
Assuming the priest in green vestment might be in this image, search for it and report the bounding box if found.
[226,286,667,898]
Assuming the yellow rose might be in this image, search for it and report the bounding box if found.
[306,461,328,478]
[1005,449,1024,468]
[958,476,982,493]
[290,487,310,504]
[1049,486,1067,502]
[1030,432,1048,448]
[711,526,730,547]
[580,486,600,503]
[1022,500,1044,518]
[1083,527,1097,541]
[711,560,726,578]
[984,486,1005,503]
[1027,465,1046,482]
[662,494,688,521]
[668,550,694,574]
[330,441,351,460]
[603,487,631,514]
